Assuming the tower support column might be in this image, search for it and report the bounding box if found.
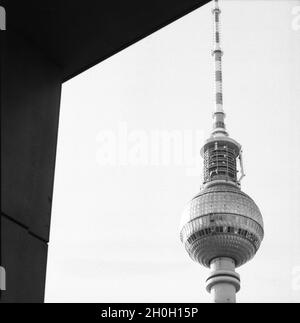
[206,257,240,303]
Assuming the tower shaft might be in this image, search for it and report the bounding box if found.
[206,257,240,303]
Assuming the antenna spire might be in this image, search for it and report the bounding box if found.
[211,0,228,136]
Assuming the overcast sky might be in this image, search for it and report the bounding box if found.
[45,0,300,302]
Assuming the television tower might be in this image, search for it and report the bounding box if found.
[179,0,264,303]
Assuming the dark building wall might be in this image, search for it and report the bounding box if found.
[0,0,209,302]
[1,31,62,302]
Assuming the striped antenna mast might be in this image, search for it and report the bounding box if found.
[211,0,228,137]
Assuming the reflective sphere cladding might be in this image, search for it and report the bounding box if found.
[180,184,264,267]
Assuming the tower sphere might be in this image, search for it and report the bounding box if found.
[180,181,264,268]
